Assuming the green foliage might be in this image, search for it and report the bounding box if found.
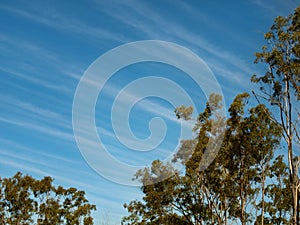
[122,93,290,225]
[251,5,300,225]
[0,172,96,225]
[252,8,300,100]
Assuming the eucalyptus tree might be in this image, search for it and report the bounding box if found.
[122,93,281,225]
[0,172,96,225]
[251,6,300,224]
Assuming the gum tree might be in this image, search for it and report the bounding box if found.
[0,172,96,225]
[122,93,281,225]
[251,6,300,224]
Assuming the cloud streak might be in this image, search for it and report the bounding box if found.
[0,117,73,141]
[95,0,255,88]
[0,4,129,43]
[251,0,298,17]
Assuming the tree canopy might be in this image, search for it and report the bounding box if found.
[0,172,96,225]
[122,93,289,225]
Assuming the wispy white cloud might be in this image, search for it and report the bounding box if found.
[0,138,74,163]
[0,154,97,191]
[1,95,69,126]
[0,33,83,96]
[0,148,57,170]
[0,4,129,43]
[0,117,73,141]
[0,66,71,94]
[64,71,83,80]
[250,0,298,17]
[0,158,49,176]
[94,0,254,89]
[0,138,101,190]
[1,33,66,69]
[99,81,195,129]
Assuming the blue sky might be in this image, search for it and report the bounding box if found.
[1,0,299,224]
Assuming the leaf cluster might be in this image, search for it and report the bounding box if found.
[0,172,96,225]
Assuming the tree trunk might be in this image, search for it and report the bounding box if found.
[261,171,265,225]
[241,198,245,225]
[285,76,298,225]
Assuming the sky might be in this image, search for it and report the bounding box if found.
[0,0,299,224]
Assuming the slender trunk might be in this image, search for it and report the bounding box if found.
[288,122,298,225]
[288,129,297,225]
[284,76,298,225]
[297,188,299,225]
[261,171,265,225]
[225,210,227,225]
[240,179,246,225]
[241,198,245,225]
[240,150,246,225]
[292,180,298,225]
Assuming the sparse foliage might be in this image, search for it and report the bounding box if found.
[251,5,300,224]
